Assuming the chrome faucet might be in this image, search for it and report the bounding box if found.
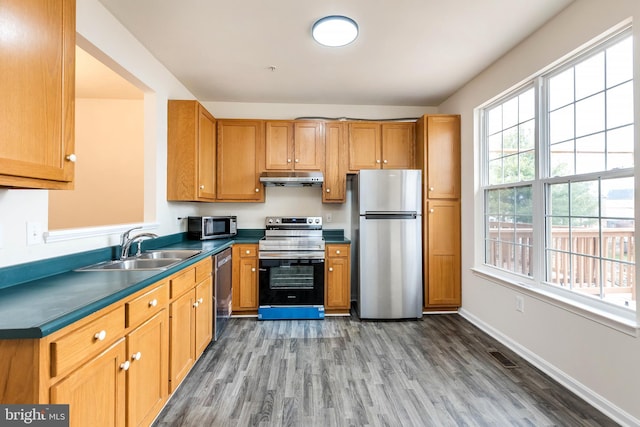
[120,227,159,259]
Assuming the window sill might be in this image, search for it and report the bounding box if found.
[44,222,160,243]
[471,268,639,337]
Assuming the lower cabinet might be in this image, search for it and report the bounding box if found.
[0,256,213,427]
[231,244,259,313]
[50,338,127,427]
[325,244,351,314]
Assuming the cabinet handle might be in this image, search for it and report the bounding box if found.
[295,159,299,163]
[336,250,340,254]
[429,187,434,192]
[65,153,77,162]
[246,250,251,254]
[383,160,388,164]
[193,301,200,308]
[198,297,204,304]
[326,188,331,193]
[149,299,158,307]
[287,159,291,163]
[251,267,256,272]
[132,352,142,361]
[120,360,130,371]
[255,188,260,192]
[200,185,205,189]
[94,330,107,341]
[429,209,435,213]
[376,159,381,164]
[328,267,333,272]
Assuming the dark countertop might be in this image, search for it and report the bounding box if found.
[0,229,349,340]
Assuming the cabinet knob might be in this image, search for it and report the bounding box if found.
[429,209,435,213]
[287,159,291,163]
[246,250,250,254]
[198,297,204,304]
[329,267,334,272]
[376,159,381,164]
[65,153,77,162]
[255,188,260,192]
[336,250,340,254]
[251,267,256,272]
[120,360,130,371]
[94,330,107,341]
[149,299,158,307]
[295,159,299,163]
[383,160,388,164]
[193,301,200,308]
[429,187,434,191]
[200,185,205,189]
[326,188,331,193]
[132,352,142,361]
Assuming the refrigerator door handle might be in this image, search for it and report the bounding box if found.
[364,211,417,220]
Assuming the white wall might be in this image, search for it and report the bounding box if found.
[439,0,640,424]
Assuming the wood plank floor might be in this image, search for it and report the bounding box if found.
[153,314,618,427]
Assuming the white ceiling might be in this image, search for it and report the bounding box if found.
[97,0,574,106]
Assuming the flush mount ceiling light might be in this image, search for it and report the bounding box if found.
[312,15,359,47]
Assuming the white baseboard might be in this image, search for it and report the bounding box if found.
[459,308,640,427]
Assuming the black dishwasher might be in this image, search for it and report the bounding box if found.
[213,248,232,340]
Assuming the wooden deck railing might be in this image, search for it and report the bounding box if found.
[488,226,636,302]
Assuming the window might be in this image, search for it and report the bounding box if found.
[481,29,635,312]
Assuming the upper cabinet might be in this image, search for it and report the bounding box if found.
[348,122,415,171]
[0,0,76,189]
[416,115,460,199]
[167,100,217,201]
[217,120,265,202]
[323,122,347,203]
[265,121,323,171]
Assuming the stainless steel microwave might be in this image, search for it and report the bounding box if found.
[187,216,237,240]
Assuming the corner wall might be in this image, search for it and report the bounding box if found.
[438,0,640,424]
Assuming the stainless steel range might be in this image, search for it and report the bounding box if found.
[258,216,325,319]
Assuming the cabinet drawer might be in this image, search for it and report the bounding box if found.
[326,245,349,258]
[170,267,196,298]
[239,246,257,258]
[50,306,125,378]
[125,282,169,328]
[195,257,212,284]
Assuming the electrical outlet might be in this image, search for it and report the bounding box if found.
[326,213,333,223]
[515,295,524,313]
[26,222,44,246]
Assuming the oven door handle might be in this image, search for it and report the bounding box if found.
[258,251,325,260]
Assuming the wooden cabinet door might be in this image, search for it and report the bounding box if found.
[126,310,168,427]
[169,290,195,392]
[348,123,382,171]
[194,277,213,358]
[265,121,294,170]
[197,105,216,200]
[382,123,415,169]
[425,200,461,307]
[50,338,126,427]
[323,122,346,203]
[325,244,351,312]
[294,121,323,170]
[0,0,75,189]
[232,245,258,312]
[217,120,264,201]
[426,116,460,199]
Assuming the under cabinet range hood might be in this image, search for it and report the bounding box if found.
[259,171,324,186]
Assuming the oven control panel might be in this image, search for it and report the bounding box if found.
[265,216,322,229]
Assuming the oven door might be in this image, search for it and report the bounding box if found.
[259,257,324,306]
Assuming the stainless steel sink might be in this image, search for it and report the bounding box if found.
[75,249,201,271]
[137,249,202,260]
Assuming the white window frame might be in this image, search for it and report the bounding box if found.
[476,25,636,329]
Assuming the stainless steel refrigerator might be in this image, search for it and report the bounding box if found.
[352,169,423,319]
